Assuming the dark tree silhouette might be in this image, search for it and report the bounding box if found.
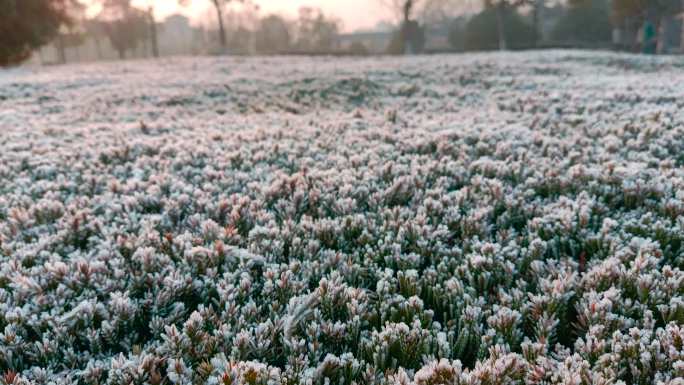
[484,0,532,50]
[294,7,341,53]
[255,14,291,54]
[179,0,244,51]
[381,0,454,54]
[552,0,612,45]
[98,0,149,59]
[0,0,77,66]
[465,5,535,50]
[611,0,681,52]
[145,6,159,58]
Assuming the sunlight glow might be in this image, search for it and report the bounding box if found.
[85,0,387,32]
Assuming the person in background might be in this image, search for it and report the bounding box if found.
[642,19,657,54]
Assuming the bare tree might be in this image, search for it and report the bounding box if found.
[294,7,341,53]
[381,0,412,24]
[403,0,415,23]
[382,0,463,24]
[381,0,478,53]
[530,0,549,47]
[146,7,159,58]
[392,0,534,52]
[136,1,159,58]
[98,0,148,59]
[55,1,87,64]
[179,0,244,51]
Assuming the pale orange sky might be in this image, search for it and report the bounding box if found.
[87,0,391,32]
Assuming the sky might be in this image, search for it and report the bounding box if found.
[88,0,392,33]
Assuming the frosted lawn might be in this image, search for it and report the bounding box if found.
[1,51,684,384]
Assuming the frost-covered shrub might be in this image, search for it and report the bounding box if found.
[1,51,684,384]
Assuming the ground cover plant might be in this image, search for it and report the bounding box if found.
[0,51,683,384]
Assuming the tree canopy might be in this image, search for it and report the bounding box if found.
[465,6,536,51]
[0,0,76,66]
[552,0,612,44]
[97,0,149,59]
[255,15,291,54]
[611,0,682,25]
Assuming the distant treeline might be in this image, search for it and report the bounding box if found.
[2,0,683,66]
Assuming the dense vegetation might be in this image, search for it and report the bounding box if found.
[0,0,74,66]
[0,52,683,384]
[464,8,536,51]
[551,0,612,45]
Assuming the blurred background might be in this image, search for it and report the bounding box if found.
[2,0,684,67]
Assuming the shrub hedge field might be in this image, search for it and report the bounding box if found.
[0,52,684,384]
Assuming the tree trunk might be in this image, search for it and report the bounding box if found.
[213,0,227,50]
[148,7,159,58]
[656,15,667,54]
[57,34,67,64]
[496,3,507,51]
[94,38,103,60]
[532,0,539,48]
[402,0,414,55]
[403,0,413,24]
